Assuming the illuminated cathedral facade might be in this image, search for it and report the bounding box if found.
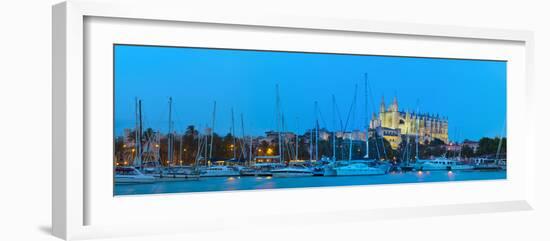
[369,96,449,149]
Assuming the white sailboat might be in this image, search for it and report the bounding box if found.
[200,165,240,177]
[156,97,200,180]
[271,164,313,177]
[334,161,386,176]
[199,101,241,177]
[335,74,385,176]
[115,166,155,184]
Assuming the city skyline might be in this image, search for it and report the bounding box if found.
[114,44,507,142]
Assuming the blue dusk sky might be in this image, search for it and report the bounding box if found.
[114,45,506,141]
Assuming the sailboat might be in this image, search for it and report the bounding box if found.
[271,164,314,177]
[154,97,200,180]
[115,98,157,184]
[322,95,343,176]
[270,84,315,176]
[334,75,385,176]
[115,166,155,184]
[199,101,240,177]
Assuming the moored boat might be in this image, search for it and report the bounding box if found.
[156,166,200,181]
[334,161,385,176]
[271,165,313,177]
[472,158,502,170]
[241,163,284,176]
[115,166,156,184]
[200,165,240,177]
[416,157,474,171]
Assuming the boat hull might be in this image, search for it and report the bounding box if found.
[335,169,385,176]
[241,171,272,176]
[115,176,156,184]
[271,172,313,178]
[155,174,200,181]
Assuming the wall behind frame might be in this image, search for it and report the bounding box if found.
[0,0,549,241]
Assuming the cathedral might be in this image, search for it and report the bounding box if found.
[369,96,449,149]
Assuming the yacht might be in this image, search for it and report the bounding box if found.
[472,158,502,170]
[200,165,240,177]
[334,161,385,176]
[416,157,474,171]
[157,166,200,181]
[241,163,284,176]
[323,162,338,176]
[271,165,313,178]
[115,166,156,184]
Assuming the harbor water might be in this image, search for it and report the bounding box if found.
[114,170,506,195]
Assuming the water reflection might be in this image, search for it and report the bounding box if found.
[115,170,506,195]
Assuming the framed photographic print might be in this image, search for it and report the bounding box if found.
[113,44,507,195]
[52,0,535,240]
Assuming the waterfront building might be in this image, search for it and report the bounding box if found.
[370,96,449,149]
[445,142,462,152]
[264,130,297,143]
[335,129,366,141]
[462,140,480,152]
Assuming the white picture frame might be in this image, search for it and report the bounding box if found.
[52,0,535,240]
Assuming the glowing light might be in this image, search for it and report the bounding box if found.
[266,176,272,179]
[267,148,274,155]
[417,170,423,175]
[448,170,453,175]
[131,148,135,153]
[123,144,127,148]
[155,144,160,148]
[228,177,235,181]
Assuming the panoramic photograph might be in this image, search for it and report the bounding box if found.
[113,44,507,195]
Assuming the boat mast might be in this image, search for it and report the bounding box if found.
[204,125,208,166]
[209,101,216,164]
[178,133,183,165]
[194,127,202,168]
[349,84,358,161]
[240,113,246,163]
[249,136,253,166]
[139,100,143,162]
[332,95,337,162]
[496,121,506,160]
[415,114,420,162]
[231,108,236,160]
[167,97,173,166]
[348,133,353,161]
[295,117,299,161]
[275,84,283,164]
[133,97,142,168]
[309,127,313,161]
[281,113,286,163]
[314,101,319,161]
[402,127,409,163]
[364,73,369,159]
